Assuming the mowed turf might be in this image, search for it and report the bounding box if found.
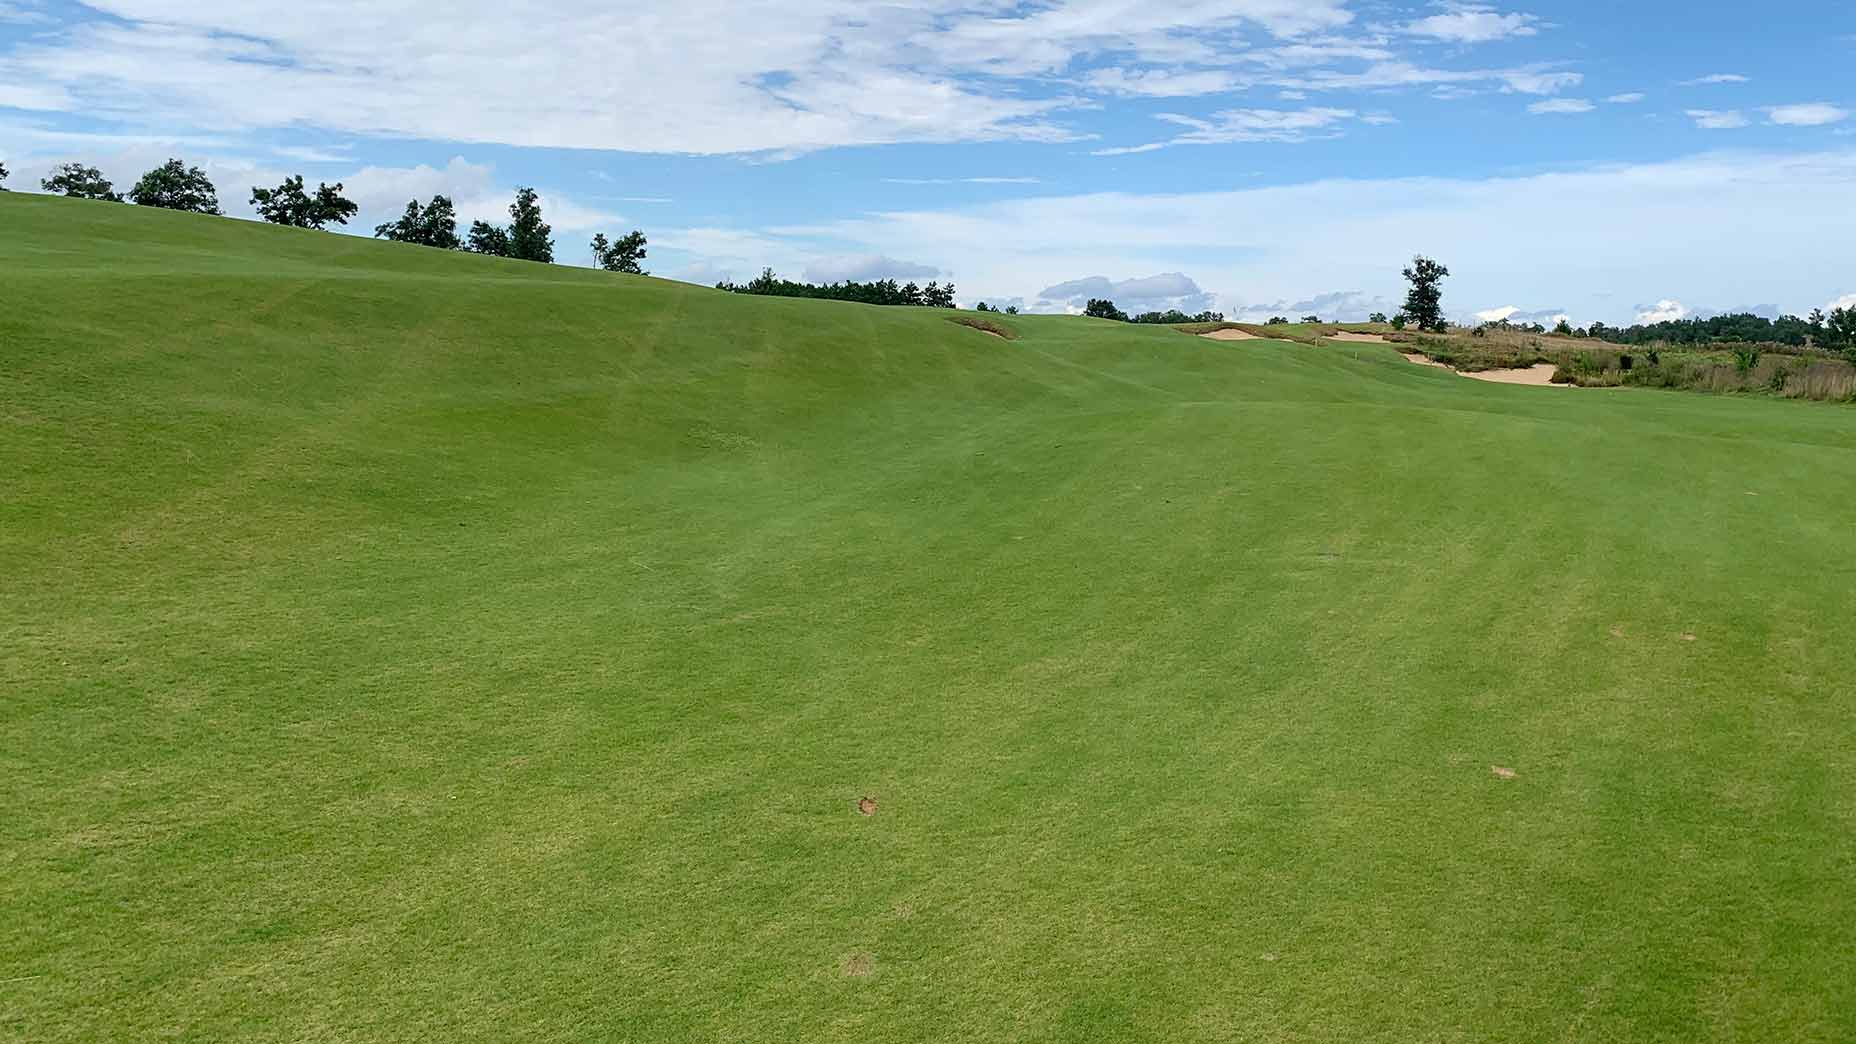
[4,192,1856,1042]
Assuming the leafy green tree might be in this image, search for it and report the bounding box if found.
[506,187,553,263]
[1553,318,1574,336]
[467,221,512,257]
[250,175,358,229]
[1267,316,1290,325]
[128,159,220,214]
[1368,311,1389,324]
[1827,306,1856,354]
[374,195,461,249]
[1084,298,1128,321]
[1400,256,1449,332]
[590,230,648,273]
[41,163,121,200]
[1004,305,1020,315]
[1300,314,1321,324]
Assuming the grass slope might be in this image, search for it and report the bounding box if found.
[5,193,1856,1042]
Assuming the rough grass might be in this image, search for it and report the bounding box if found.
[948,314,1018,339]
[6,193,1856,1042]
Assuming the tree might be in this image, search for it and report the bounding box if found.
[374,195,461,249]
[250,175,357,229]
[1827,306,1856,354]
[41,163,120,200]
[506,187,553,263]
[1266,316,1290,325]
[467,221,512,256]
[1553,318,1574,336]
[0,160,8,190]
[591,230,648,274]
[1004,305,1020,315]
[974,301,991,312]
[1084,298,1128,321]
[1400,255,1450,332]
[128,159,220,214]
[1368,312,1389,324]
[1300,314,1321,324]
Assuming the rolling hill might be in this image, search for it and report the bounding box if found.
[5,192,1855,1042]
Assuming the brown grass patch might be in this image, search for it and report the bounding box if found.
[1491,766,1517,780]
[842,953,875,978]
[856,796,877,816]
[949,316,1016,340]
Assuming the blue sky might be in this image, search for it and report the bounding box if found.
[3,0,1853,324]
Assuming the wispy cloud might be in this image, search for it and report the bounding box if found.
[882,177,1042,185]
[1681,73,1750,86]
[1686,109,1750,130]
[1528,98,1594,115]
[1766,103,1849,127]
[1604,92,1646,104]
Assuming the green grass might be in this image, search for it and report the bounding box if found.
[5,193,1856,1042]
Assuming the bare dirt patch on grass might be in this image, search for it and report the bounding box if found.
[1328,332,1389,344]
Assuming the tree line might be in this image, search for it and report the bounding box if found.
[1081,299,1227,324]
[716,269,957,308]
[1583,311,1855,353]
[6,156,647,273]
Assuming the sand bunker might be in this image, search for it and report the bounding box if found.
[1402,355,1566,387]
[1199,329,1260,341]
[1461,363,1561,386]
[1327,332,1389,344]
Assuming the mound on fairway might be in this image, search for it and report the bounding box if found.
[5,193,1856,1042]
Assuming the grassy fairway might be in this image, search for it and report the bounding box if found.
[5,193,1856,1042]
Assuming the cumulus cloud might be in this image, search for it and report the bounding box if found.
[1686,109,1749,130]
[1231,290,1397,322]
[750,149,1856,327]
[1766,103,1850,127]
[1037,273,1217,314]
[1528,98,1594,114]
[1634,300,1690,323]
[1406,4,1542,43]
[1827,293,1856,312]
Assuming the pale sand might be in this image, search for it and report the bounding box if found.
[1402,355,1566,387]
[1200,329,1261,341]
[1461,363,1561,386]
[1327,332,1389,344]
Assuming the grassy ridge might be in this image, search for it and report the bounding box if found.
[5,193,1856,1042]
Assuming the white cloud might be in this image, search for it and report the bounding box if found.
[0,0,1388,156]
[1604,92,1645,104]
[1096,107,1368,153]
[1686,109,1749,130]
[1766,103,1850,127]
[1827,293,1856,312]
[1406,4,1542,43]
[1634,300,1689,323]
[1528,98,1594,114]
[1682,74,1749,86]
[746,149,1856,326]
[1475,305,1521,322]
